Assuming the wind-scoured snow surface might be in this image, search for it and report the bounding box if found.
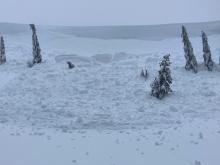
[0,21,220,165]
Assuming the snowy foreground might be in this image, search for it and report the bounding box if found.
[0,22,220,165]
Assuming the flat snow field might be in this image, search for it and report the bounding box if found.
[0,22,220,165]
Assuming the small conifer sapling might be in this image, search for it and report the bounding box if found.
[151,54,172,99]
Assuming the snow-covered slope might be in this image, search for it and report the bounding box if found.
[0,21,220,165]
[1,20,220,39]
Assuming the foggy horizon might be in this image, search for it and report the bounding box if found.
[0,0,219,26]
[1,19,220,27]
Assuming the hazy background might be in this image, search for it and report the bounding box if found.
[0,0,219,26]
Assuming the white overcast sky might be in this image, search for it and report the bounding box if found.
[0,0,219,26]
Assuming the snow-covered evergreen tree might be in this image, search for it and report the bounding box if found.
[202,31,213,71]
[0,36,6,64]
[181,26,198,73]
[30,24,42,64]
[151,54,172,99]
